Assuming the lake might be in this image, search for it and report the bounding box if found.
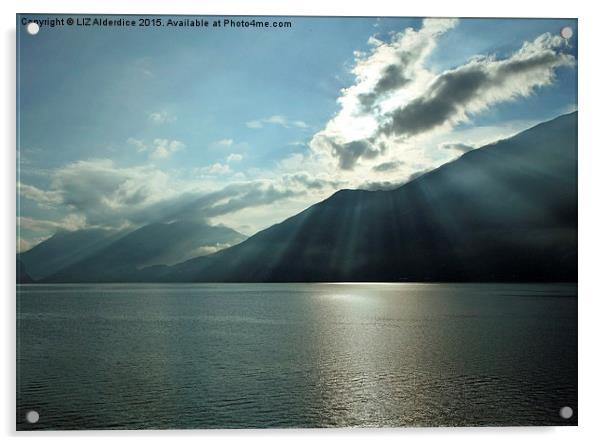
[16,283,577,429]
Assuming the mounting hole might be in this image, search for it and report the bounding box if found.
[25,410,39,424]
[560,26,573,39]
[26,22,40,35]
[559,406,573,419]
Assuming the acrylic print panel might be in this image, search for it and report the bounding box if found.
[16,14,577,429]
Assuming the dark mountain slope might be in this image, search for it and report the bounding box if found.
[161,112,577,282]
[17,258,35,284]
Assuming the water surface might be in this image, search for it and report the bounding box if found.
[17,283,577,429]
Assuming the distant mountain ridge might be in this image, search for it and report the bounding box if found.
[19,221,246,283]
[153,112,577,283]
[31,112,577,283]
[45,221,247,282]
[18,228,122,280]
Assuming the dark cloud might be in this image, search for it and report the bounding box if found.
[372,160,404,172]
[439,142,475,153]
[382,42,573,138]
[383,68,488,137]
[376,63,412,92]
[358,64,411,110]
[166,182,301,222]
[330,139,381,170]
[496,51,561,78]
[285,172,342,190]
[201,186,298,218]
[315,30,574,171]
[355,21,454,111]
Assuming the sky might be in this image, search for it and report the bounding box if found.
[17,15,577,252]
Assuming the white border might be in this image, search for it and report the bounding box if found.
[3,1,600,444]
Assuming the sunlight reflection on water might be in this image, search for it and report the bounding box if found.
[17,283,577,429]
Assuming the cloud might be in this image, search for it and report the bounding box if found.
[407,169,430,182]
[150,139,185,160]
[312,19,457,146]
[17,214,89,251]
[245,120,263,129]
[359,180,404,191]
[128,138,185,160]
[283,172,342,191]
[246,115,308,129]
[169,181,302,222]
[360,164,429,190]
[18,182,62,206]
[18,215,87,233]
[333,139,381,170]
[310,20,575,172]
[311,135,382,170]
[439,142,475,153]
[291,120,308,129]
[127,138,147,153]
[355,19,457,112]
[265,115,287,126]
[381,33,574,138]
[203,163,232,175]
[226,153,243,163]
[214,138,234,148]
[372,160,404,172]
[19,159,180,230]
[148,110,176,125]
[276,153,306,171]
[190,242,237,257]
[18,158,306,241]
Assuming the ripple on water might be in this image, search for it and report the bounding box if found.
[17,283,577,429]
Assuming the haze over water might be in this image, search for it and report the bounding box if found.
[17,283,577,429]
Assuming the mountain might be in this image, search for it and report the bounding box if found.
[17,258,35,284]
[158,112,577,282]
[46,221,246,282]
[18,228,122,280]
